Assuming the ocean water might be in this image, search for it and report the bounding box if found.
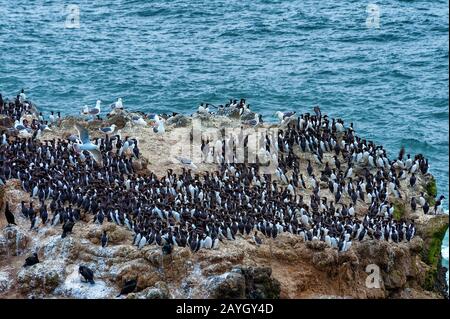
[0,0,448,286]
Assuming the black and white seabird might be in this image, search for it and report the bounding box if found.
[79,265,95,284]
[117,279,137,297]
[4,202,16,226]
[23,253,39,267]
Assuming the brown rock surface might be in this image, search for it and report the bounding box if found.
[0,111,447,299]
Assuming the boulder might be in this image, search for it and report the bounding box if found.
[239,266,281,299]
[128,282,170,299]
[166,114,191,128]
[53,264,116,299]
[86,223,130,246]
[17,260,66,295]
[1,226,31,256]
[207,271,246,299]
[107,112,129,129]
[108,258,163,291]
[40,235,80,261]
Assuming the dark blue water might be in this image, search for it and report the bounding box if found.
[0,0,448,283]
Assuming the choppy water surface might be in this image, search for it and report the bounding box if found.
[0,0,448,287]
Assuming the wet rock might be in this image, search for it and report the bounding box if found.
[17,260,66,294]
[436,261,449,299]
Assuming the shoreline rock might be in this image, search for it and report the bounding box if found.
[0,99,448,299]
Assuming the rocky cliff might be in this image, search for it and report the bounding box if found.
[0,110,448,299]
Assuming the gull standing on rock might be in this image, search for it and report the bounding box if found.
[110,98,123,110]
[89,100,101,118]
[153,118,165,135]
[99,124,116,135]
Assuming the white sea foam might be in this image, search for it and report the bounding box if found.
[443,246,449,261]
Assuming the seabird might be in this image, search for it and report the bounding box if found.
[79,265,95,284]
[61,220,75,238]
[99,124,117,135]
[275,111,296,122]
[253,231,262,246]
[4,202,16,226]
[117,279,137,297]
[132,115,147,126]
[23,253,39,267]
[101,231,108,247]
[162,242,173,255]
[153,119,165,134]
[110,98,123,110]
[74,124,103,164]
[89,100,101,116]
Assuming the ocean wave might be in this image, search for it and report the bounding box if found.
[135,7,171,17]
[399,138,437,152]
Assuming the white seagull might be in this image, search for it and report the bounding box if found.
[73,123,103,164]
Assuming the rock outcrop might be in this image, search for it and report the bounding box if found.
[0,108,448,299]
[17,260,66,295]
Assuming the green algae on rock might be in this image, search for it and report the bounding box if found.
[393,201,407,221]
[415,215,449,293]
[424,177,438,206]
